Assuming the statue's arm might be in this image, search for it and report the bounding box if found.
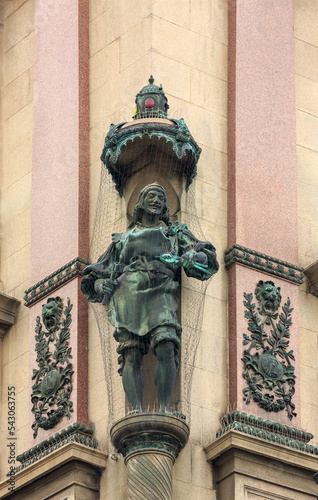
[177,228,219,281]
[81,241,120,303]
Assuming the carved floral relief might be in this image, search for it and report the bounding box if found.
[31,297,73,438]
[242,280,296,420]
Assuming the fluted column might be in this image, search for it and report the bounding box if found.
[127,452,173,500]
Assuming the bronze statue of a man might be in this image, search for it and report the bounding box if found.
[81,183,219,412]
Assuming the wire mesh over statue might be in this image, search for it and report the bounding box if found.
[81,78,219,429]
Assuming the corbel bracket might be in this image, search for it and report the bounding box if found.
[0,292,21,338]
[304,260,318,298]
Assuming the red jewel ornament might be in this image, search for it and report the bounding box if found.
[144,97,155,108]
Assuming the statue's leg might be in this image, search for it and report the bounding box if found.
[121,347,144,411]
[154,341,176,412]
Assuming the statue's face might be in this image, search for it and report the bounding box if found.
[142,188,165,216]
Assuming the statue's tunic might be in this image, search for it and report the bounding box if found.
[81,223,218,339]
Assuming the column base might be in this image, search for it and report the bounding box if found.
[110,412,189,500]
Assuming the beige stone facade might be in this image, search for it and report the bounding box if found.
[295,0,318,444]
[0,1,317,499]
[0,0,34,481]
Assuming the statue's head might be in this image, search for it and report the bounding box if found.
[128,183,170,227]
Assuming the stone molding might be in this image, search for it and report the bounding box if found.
[0,442,107,500]
[215,411,318,456]
[304,260,318,298]
[205,430,318,500]
[110,412,189,461]
[24,257,89,307]
[0,292,20,337]
[225,244,304,284]
[16,423,97,472]
[205,429,318,473]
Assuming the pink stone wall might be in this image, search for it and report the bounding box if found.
[227,1,302,425]
[228,0,298,263]
[31,0,89,283]
[28,0,89,445]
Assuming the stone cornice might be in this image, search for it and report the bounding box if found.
[212,411,318,457]
[0,441,107,499]
[24,257,89,307]
[16,423,96,470]
[205,429,318,470]
[225,244,304,284]
[0,292,21,337]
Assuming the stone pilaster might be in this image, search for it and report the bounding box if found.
[227,0,302,426]
[25,0,90,447]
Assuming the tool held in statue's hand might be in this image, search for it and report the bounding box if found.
[157,253,211,275]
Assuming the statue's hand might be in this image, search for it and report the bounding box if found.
[94,278,117,299]
[193,251,208,265]
[180,251,207,269]
[159,253,180,265]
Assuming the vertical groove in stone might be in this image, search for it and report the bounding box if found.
[127,453,173,500]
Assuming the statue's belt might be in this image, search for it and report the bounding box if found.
[122,259,174,278]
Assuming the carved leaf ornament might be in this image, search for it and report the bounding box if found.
[31,297,74,438]
[242,280,296,420]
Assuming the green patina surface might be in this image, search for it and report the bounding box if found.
[100,77,201,195]
[217,411,318,455]
[15,423,97,474]
[82,184,219,413]
[101,119,202,195]
[31,297,74,438]
[119,432,182,459]
[242,281,296,420]
[133,75,169,120]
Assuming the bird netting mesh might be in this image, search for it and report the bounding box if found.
[87,134,211,430]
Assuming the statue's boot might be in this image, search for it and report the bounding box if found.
[121,347,144,411]
[155,341,176,412]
